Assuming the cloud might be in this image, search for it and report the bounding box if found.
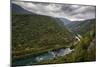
[12,1,96,21]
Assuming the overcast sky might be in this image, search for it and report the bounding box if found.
[12,1,96,21]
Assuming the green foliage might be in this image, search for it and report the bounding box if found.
[12,14,96,65]
[37,20,96,64]
[12,14,73,60]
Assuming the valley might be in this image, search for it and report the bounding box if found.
[12,14,75,66]
[12,3,96,66]
[12,13,96,66]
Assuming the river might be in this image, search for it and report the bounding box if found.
[13,47,74,66]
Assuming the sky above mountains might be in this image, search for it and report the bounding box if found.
[12,1,96,21]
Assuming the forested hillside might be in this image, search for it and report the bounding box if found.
[12,14,74,60]
[38,20,96,64]
[66,19,96,35]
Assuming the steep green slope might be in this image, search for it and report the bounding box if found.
[12,14,74,60]
[38,20,96,64]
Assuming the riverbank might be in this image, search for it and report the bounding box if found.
[12,46,74,66]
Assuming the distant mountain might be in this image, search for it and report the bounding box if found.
[67,19,96,34]
[59,18,71,25]
[59,18,96,35]
[12,3,33,14]
[54,18,72,30]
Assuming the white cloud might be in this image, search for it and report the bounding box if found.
[12,1,96,21]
